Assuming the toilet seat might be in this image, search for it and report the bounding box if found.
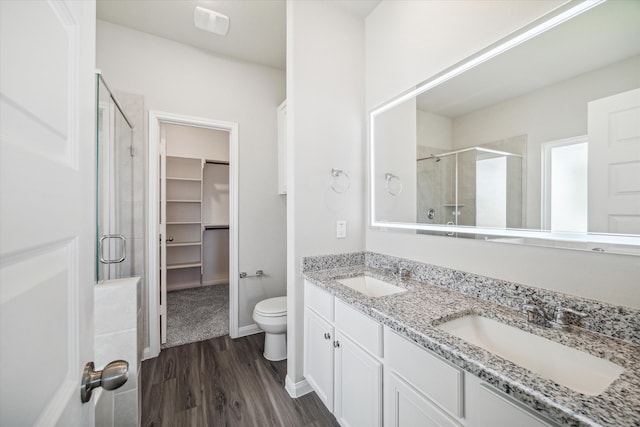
[254,296,287,317]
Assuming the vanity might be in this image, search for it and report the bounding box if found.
[302,2,640,424]
[302,252,640,427]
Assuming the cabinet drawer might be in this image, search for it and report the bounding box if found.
[384,327,464,420]
[335,299,383,357]
[465,374,556,427]
[304,280,334,322]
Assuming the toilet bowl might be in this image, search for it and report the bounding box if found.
[253,296,287,361]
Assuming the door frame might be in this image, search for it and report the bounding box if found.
[147,110,239,358]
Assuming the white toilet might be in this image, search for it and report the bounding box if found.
[253,296,287,361]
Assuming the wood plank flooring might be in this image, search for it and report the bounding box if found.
[141,333,339,427]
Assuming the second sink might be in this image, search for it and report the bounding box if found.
[436,314,624,396]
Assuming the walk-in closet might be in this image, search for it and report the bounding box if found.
[161,123,230,347]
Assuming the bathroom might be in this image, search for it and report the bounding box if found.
[1,0,638,426]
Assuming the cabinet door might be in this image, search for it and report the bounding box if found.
[335,332,382,427]
[384,371,462,427]
[465,375,556,427]
[304,309,335,411]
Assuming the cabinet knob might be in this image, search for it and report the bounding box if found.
[333,341,340,348]
[324,332,331,340]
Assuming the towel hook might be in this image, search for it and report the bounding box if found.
[330,168,350,193]
[385,173,402,196]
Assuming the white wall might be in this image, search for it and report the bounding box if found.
[366,0,566,108]
[96,20,286,333]
[165,123,229,161]
[417,110,452,152]
[374,98,416,222]
[287,1,365,387]
[366,1,640,308]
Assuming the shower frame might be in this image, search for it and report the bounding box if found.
[417,146,523,228]
[96,72,136,282]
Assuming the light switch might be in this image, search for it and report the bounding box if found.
[336,220,347,239]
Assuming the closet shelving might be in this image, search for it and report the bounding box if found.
[164,156,229,291]
[202,160,230,287]
[164,156,203,289]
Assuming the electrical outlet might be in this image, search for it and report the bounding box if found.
[336,220,347,239]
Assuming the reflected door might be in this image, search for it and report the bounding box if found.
[588,88,640,234]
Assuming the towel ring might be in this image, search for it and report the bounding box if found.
[385,173,402,196]
[330,168,350,193]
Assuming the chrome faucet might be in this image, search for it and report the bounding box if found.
[523,302,588,329]
[381,264,412,281]
[523,303,548,326]
[381,264,398,278]
[553,305,587,328]
[398,265,412,280]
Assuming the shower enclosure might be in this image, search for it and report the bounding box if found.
[96,73,142,281]
[417,147,524,230]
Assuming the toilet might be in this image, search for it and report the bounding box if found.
[252,296,287,361]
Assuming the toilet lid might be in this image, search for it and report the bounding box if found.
[255,296,287,317]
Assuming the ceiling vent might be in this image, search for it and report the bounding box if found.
[194,6,230,36]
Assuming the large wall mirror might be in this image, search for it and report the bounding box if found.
[370,0,640,255]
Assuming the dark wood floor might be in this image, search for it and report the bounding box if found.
[141,333,339,427]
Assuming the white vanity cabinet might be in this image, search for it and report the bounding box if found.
[384,326,557,427]
[304,281,383,427]
[304,282,558,427]
[384,327,464,427]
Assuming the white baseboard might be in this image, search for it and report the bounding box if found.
[202,278,229,287]
[142,346,159,361]
[238,323,262,337]
[285,375,313,398]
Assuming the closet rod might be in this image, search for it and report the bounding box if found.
[205,160,230,165]
[204,225,229,230]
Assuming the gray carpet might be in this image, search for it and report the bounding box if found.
[163,284,229,349]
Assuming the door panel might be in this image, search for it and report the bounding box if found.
[0,0,96,425]
[334,332,382,427]
[384,372,461,427]
[304,309,334,411]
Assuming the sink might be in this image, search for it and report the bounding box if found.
[337,276,407,298]
[437,314,624,396]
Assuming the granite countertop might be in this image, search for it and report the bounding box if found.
[303,265,640,427]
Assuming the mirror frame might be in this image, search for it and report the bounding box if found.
[368,0,640,252]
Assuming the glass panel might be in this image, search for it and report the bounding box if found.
[96,74,137,281]
[551,142,588,232]
[476,156,507,228]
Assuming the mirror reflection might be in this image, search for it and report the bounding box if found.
[372,0,640,251]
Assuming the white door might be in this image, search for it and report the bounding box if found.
[334,332,382,427]
[588,88,640,234]
[384,371,460,427]
[303,309,335,411]
[0,0,97,425]
[159,124,168,344]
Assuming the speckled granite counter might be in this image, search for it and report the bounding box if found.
[302,252,640,427]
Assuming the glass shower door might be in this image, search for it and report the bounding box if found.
[96,74,135,281]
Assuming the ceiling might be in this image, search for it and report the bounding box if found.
[96,0,380,71]
[416,0,640,117]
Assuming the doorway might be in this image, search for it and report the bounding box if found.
[147,111,239,358]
